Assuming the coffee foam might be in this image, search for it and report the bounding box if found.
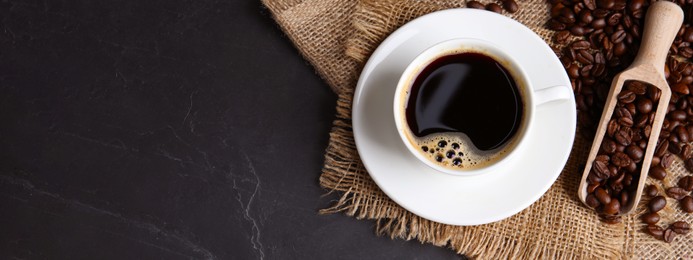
[407,131,517,170]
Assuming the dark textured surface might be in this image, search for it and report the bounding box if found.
[0,0,461,259]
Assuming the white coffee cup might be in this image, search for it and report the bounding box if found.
[393,38,572,176]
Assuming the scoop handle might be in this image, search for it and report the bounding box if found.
[631,1,683,73]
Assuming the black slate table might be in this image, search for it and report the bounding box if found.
[0,0,462,259]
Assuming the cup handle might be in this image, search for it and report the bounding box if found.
[534,85,573,106]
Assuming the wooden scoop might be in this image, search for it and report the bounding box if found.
[578,1,683,215]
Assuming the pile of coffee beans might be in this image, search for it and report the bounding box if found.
[467,0,519,14]
[584,81,660,218]
[545,0,693,242]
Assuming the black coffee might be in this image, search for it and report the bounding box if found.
[405,52,523,151]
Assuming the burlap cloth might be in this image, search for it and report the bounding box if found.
[262,0,693,258]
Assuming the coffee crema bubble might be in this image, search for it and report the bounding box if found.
[402,51,524,170]
[414,134,511,168]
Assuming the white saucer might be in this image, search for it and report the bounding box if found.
[352,9,577,226]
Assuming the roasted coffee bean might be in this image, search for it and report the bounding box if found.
[670,142,683,155]
[678,98,689,110]
[614,129,632,146]
[669,110,687,121]
[655,140,669,157]
[651,156,660,166]
[619,115,634,126]
[584,0,597,10]
[648,86,661,102]
[628,0,644,11]
[663,228,676,243]
[588,172,604,183]
[684,27,693,42]
[621,12,635,28]
[681,196,693,213]
[646,225,665,239]
[587,182,600,193]
[568,64,580,78]
[601,138,617,154]
[580,65,593,77]
[625,160,637,172]
[666,187,688,200]
[644,125,652,138]
[617,90,636,103]
[627,81,647,94]
[571,26,586,36]
[625,103,637,116]
[613,0,626,12]
[625,145,643,161]
[608,165,618,176]
[649,165,667,180]
[636,98,653,114]
[631,132,642,142]
[678,176,693,191]
[681,47,693,58]
[663,124,672,135]
[614,42,627,56]
[685,158,693,172]
[576,50,594,64]
[596,154,610,163]
[467,1,485,9]
[669,134,680,144]
[597,0,615,10]
[670,221,691,235]
[486,3,503,13]
[661,153,674,169]
[595,187,612,204]
[616,107,631,118]
[502,0,519,13]
[634,114,648,127]
[684,144,693,159]
[572,40,591,50]
[585,193,601,208]
[619,190,629,206]
[592,8,609,18]
[610,175,625,192]
[558,7,576,24]
[603,199,620,215]
[642,212,660,224]
[607,120,619,137]
[672,83,690,94]
[593,160,611,178]
[610,30,626,43]
[581,10,594,24]
[645,185,659,197]
[549,20,567,31]
[555,30,571,44]
[649,196,667,213]
[611,152,632,167]
[591,63,606,77]
[676,125,690,143]
[622,173,633,186]
[591,18,607,29]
